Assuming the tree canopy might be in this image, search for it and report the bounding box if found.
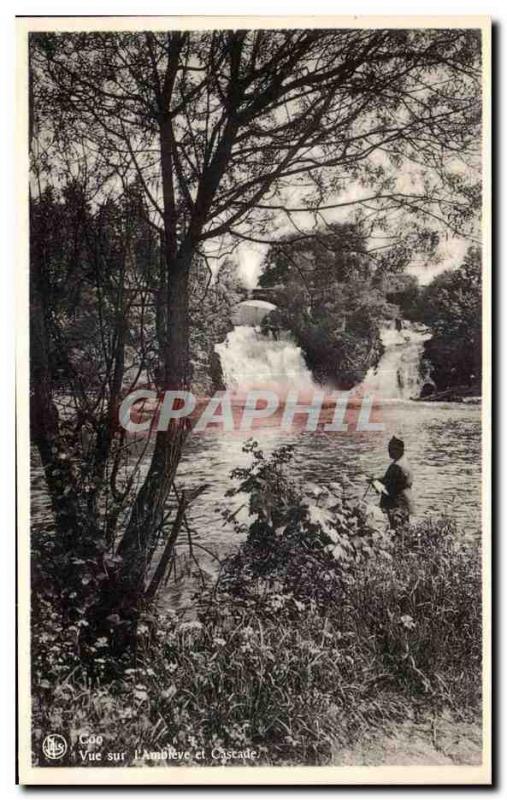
[416,246,482,390]
[31,29,481,258]
[258,223,390,387]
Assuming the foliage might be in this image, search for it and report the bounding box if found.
[31,30,481,250]
[31,185,245,397]
[32,444,482,767]
[189,258,246,394]
[259,224,390,387]
[30,184,244,645]
[259,223,374,290]
[414,247,482,390]
[381,273,421,319]
[30,183,158,392]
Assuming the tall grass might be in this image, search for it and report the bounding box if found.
[32,445,481,767]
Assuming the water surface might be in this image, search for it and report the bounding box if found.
[177,399,482,545]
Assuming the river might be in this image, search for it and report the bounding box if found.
[177,399,481,542]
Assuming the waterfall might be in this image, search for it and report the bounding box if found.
[361,320,433,400]
[215,325,315,392]
[216,318,432,401]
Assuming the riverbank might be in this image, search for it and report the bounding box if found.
[333,713,482,766]
[32,444,482,768]
[31,513,482,767]
[416,384,482,403]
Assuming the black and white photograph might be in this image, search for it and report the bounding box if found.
[16,14,491,785]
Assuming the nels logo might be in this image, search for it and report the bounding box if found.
[42,733,68,760]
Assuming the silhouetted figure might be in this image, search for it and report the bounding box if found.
[370,436,414,531]
[395,317,403,332]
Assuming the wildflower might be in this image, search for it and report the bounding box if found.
[269,594,284,611]
[178,620,203,633]
[161,685,177,701]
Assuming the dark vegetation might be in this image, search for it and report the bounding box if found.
[258,232,482,395]
[30,186,244,397]
[413,247,482,395]
[189,257,246,394]
[258,224,389,387]
[32,444,482,766]
[30,184,244,658]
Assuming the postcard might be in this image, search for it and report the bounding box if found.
[16,15,491,785]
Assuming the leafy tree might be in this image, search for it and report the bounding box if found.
[259,223,373,296]
[416,246,482,390]
[189,258,246,394]
[30,183,163,638]
[381,273,421,319]
[259,223,390,386]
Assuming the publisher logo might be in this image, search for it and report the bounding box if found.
[42,733,68,760]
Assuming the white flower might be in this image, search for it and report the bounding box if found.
[178,620,203,633]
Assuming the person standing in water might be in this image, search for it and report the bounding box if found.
[370,435,414,530]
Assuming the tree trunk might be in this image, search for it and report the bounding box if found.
[144,488,188,603]
[110,103,193,607]
[90,252,193,649]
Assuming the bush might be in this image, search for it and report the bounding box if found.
[32,444,482,767]
[257,223,389,388]
[415,247,482,391]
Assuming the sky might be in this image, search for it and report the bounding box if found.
[405,237,471,286]
[235,234,471,289]
[231,152,479,289]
